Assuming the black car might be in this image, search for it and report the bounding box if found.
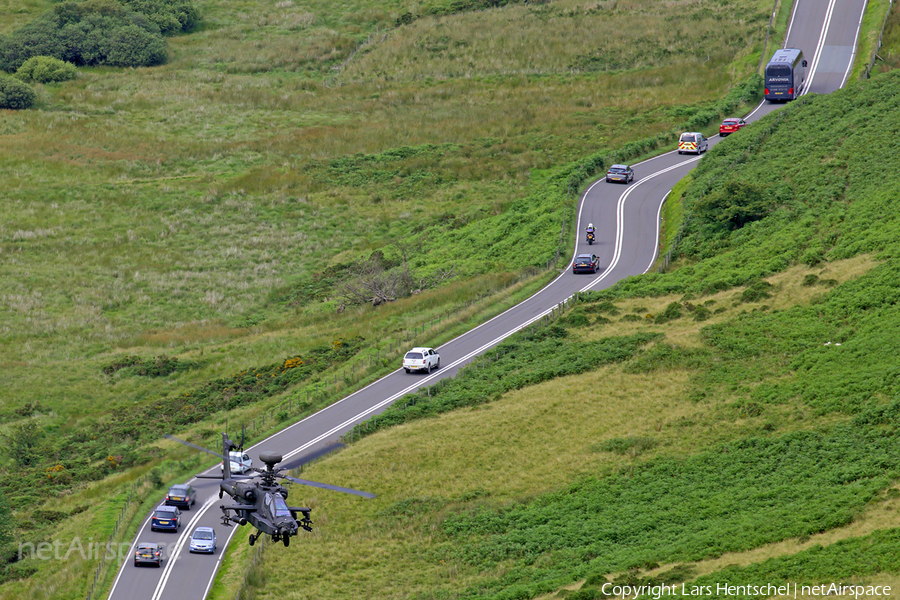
[134,542,162,567]
[165,484,196,510]
[606,164,634,184]
[572,254,601,274]
[150,506,181,532]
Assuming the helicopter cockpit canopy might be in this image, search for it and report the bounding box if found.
[265,492,292,518]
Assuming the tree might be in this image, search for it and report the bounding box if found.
[0,0,169,71]
[341,256,411,306]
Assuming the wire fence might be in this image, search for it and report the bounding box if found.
[757,0,784,74]
[865,0,895,78]
[83,476,147,600]
[233,535,267,600]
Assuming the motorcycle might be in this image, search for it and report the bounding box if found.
[586,231,595,245]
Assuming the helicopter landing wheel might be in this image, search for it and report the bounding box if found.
[283,536,290,547]
[248,534,256,546]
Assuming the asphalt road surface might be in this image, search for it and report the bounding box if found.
[108,2,867,598]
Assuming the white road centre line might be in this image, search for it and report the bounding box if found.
[579,156,701,292]
[151,495,220,600]
[804,0,838,94]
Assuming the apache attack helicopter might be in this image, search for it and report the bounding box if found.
[165,433,374,547]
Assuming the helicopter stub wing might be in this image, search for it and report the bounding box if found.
[221,504,258,512]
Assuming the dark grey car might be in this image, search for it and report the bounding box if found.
[165,484,196,509]
[134,542,162,567]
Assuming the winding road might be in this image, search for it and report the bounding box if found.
[107,1,868,597]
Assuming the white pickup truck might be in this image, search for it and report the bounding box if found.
[220,450,252,474]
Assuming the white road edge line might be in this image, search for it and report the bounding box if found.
[107,514,153,598]
[579,157,701,292]
[158,153,700,600]
[644,191,672,275]
[840,0,868,89]
[784,0,801,44]
[152,144,705,600]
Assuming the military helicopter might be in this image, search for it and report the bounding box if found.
[165,433,374,547]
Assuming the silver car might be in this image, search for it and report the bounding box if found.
[605,164,634,184]
[189,527,217,554]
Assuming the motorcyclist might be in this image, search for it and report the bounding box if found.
[586,223,595,241]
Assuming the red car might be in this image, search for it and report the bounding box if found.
[719,118,747,136]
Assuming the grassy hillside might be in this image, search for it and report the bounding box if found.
[0,0,794,597]
[200,70,900,599]
[0,0,771,425]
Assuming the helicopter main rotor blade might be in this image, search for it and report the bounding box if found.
[164,434,228,461]
[278,441,346,472]
[282,475,375,499]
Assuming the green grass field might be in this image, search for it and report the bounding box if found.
[0,0,773,507]
[13,0,900,598]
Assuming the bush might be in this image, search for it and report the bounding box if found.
[593,436,659,457]
[16,56,76,83]
[104,25,168,67]
[121,0,200,35]
[0,0,168,71]
[654,301,684,323]
[0,76,36,109]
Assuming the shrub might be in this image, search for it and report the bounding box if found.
[102,354,195,377]
[694,180,777,231]
[0,0,168,71]
[0,76,36,109]
[104,25,168,67]
[562,308,590,328]
[120,0,200,35]
[425,0,519,17]
[741,280,773,302]
[593,436,659,457]
[16,56,76,83]
[654,301,684,323]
